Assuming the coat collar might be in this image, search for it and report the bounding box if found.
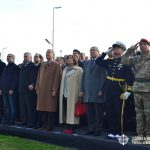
[43,60,54,65]
[64,65,79,70]
[45,60,54,64]
[63,66,79,78]
[72,65,80,70]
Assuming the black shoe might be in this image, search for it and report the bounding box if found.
[46,127,53,131]
[93,131,101,136]
[34,124,41,129]
[1,121,9,124]
[1,119,9,124]
[84,130,94,135]
[17,122,27,126]
[38,125,46,130]
[26,124,35,128]
[8,121,15,125]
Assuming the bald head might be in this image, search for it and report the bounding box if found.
[46,49,55,61]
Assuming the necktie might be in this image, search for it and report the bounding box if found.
[90,59,95,69]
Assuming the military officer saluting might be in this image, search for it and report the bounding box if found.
[95,41,135,139]
[122,38,150,137]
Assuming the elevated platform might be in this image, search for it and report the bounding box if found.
[0,124,149,150]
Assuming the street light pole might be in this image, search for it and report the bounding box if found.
[52,6,62,50]
[1,47,7,61]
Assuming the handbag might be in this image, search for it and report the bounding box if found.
[74,102,87,117]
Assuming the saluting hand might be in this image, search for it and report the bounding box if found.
[105,47,113,54]
[130,42,139,51]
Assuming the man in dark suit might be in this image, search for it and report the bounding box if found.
[80,46,106,136]
[26,53,43,128]
[0,52,6,122]
[18,52,34,126]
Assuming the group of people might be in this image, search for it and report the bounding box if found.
[0,38,149,139]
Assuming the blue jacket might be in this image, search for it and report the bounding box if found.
[80,59,106,103]
[0,62,19,94]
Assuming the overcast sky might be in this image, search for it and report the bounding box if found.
[0,0,150,64]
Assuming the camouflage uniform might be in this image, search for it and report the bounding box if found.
[122,48,150,136]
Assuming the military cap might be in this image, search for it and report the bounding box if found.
[112,41,126,51]
[139,38,150,45]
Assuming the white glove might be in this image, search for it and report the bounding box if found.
[105,47,113,54]
[120,92,131,100]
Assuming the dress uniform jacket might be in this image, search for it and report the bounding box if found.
[95,52,135,95]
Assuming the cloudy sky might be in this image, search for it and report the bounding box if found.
[0,0,150,63]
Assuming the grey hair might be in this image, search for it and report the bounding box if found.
[8,53,15,60]
[90,46,99,52]
[24,52,32,56]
